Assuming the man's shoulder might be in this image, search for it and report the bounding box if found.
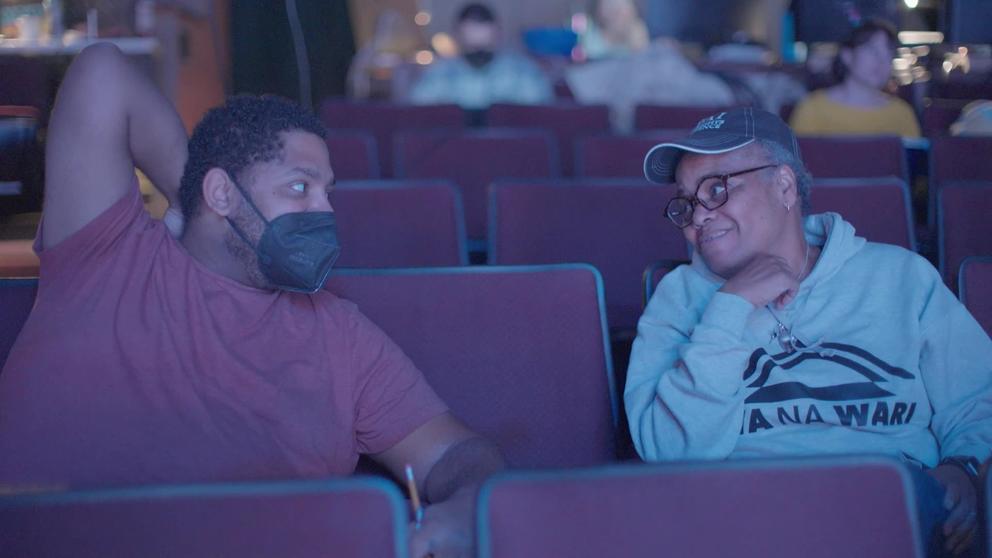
[308,289,371,329]
[311,288,349,308]
[494,51,541,70]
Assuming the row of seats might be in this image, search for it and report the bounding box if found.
[2,263,989,555]
[321,124,991,241]
[3,260,991,462]
[1,266,619,466]
[0,178,987,333]
[2,455,967,558]
[320,100,985,177]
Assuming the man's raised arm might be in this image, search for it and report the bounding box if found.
[42,42,188,248]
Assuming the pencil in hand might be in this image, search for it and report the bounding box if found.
[404,464,424,529]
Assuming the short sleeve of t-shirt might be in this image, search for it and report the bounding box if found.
[346,303,448,454]
[34,181,151,282]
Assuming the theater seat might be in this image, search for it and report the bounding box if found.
[642,260,687,306]
[488,180,688,334]
[939,182,992,288]
[487,103,611,177]
[325,130,380,180]
[0,477,407,558]
[479,456,923,558]
[318,100,464,178]
[810,178,915,250]
[327,264,618,468]
[959,256,992,337]
[394,129,558,241]
[331,180,468,268]
[797,135,908,183]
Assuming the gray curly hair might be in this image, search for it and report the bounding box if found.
[755,139,813,215]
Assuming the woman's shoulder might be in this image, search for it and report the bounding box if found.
[882,93,915,114]
[796,89,834,107]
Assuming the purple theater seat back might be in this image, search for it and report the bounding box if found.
[480,457,922,558]
[810,178,915,250]
[939,182,992,288]
[931,136,992,184]
[325,130,380,180]
[0,478,407,558]
[0,278,38,372]
[575,131,687,179]
[798,136,908,182]
[487,103,611,177]
[959,256,992,337]
[922,99,968,137]
[318,100,464,178]
[331,180,467,268]
[930,136,992,228]
[394,130,557,239]
[488,180,687,333]
[327,265,617,468]
[633,104,735,131]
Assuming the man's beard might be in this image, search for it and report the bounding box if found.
[223,203,272,290]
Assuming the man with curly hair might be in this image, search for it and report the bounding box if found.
[0,43,502,557]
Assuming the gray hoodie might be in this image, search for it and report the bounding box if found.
[625,212,992,466]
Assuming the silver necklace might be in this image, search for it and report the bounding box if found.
[766,242,810,354]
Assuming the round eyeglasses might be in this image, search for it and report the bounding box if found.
[665,164,778,228]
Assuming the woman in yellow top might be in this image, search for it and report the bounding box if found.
[790,19,920,138]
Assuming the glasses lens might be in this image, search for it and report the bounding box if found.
[666,198,693,227]
[697,177,729,210]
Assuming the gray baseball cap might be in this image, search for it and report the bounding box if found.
[643,107,801,184]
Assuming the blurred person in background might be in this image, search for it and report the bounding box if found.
[950,100,992,137]
[581,0,649,61]
[347,9,425,100]
[408,2,552,109]
[566,35,735,132]
[789,18,920,137]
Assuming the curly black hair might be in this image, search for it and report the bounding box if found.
[457,3,496,24]
[179,95,327,220]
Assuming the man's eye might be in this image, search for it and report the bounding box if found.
[290,182,306,193]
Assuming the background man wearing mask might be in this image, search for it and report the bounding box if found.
[408,2,553,109]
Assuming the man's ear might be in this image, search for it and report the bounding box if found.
[201,168,238,217]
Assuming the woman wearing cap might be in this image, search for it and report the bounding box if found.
[627,107,989,555]
[789,18,920,138]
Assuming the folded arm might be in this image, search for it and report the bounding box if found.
[625,286,755,462]
[43,42,187,248]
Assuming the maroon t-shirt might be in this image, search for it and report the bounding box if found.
[0,187,446,489]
